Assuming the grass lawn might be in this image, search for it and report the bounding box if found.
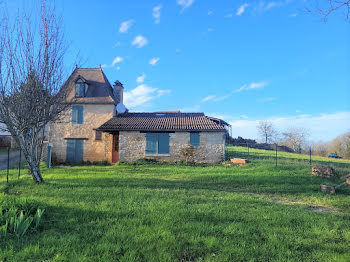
[1,147,350,261]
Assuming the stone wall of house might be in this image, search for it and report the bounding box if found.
[48,104,114,163]
[119,131,225,163]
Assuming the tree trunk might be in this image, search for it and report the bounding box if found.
[28,160,44,183]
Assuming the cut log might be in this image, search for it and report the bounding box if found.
[320,184,336,194]
[230,158,248,164]
[346,176,350,186]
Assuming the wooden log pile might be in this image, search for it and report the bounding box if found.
[312,166,334,178]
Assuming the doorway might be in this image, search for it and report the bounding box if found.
[112,133,119,163]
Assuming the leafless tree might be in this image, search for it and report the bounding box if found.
[312,141,329,157]
[328,132,350,159]
[257,121,278,144]
[281,128,310,153]
[306,0,350,20]
[0,1,69,183]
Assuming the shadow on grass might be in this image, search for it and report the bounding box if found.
[44,170,350,197]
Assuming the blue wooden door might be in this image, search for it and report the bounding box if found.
[66,139,84,163]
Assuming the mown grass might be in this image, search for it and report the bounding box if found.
[0,147,350,261]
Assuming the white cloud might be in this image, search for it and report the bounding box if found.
[236,81,267,92]
[131,35,148,48]
[228,112,350,142]
[177,0,195,12]
[260,97,276,102]
[149,57,160,66]
[289,13,297,18]
[111,56,123,66]
[208,10,213,16]
[265,2,278,11]
[201,95,216,103]
[153,4,162,23]
[124,84,170,109]
[116,66,121,71]
[225,13,233,18]
[119,19,134,33]
[236,3,249,16]
[136,73,146,83]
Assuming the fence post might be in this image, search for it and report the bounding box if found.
[46,143,52,168]
[18,149,21,178]
[7,147,10,183]
[275,143,278,167]
[309,146,312,167]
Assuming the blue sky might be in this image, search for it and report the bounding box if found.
[6,0,350,141]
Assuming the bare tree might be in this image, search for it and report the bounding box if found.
[281,128,310,153]
[328,132,350,159]
[257,121,278,144]
[306,0,350,20]
[312,141,329,157]
[0,1,69,183]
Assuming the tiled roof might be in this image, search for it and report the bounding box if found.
[64,67,115,104]
[98,113,226,132]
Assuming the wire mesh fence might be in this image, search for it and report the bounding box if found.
[0,147,28,183]
[226,144,350,175]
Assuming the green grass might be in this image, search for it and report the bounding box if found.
[1,147,350,261]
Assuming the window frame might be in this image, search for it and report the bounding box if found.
[72,105,84,124]
[145,132,169,155]
[75,82,85,97]
[190,132,200,147]
[95,130,102,141]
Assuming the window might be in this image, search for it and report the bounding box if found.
[190,132,200,146]
[146,133,169,154]
[75,82,85,97]
[95,130,102,140]
[72,105,83,124]
[66,139,83,163]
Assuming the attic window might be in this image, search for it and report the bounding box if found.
[75,81,85,97]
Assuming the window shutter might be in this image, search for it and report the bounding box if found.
[78,106,84,124]
[75,140,84,163]
[66,140,75,163]
[146,133,157,154]
[75,84,79,97]
[72,106,78,124]
[79,83,84,97]
[190,132,200,146]
[158,133,169,154]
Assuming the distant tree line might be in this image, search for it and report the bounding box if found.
[254,121,350,159]
[312,132,350,159]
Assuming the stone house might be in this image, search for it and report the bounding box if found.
[48,67,227,164]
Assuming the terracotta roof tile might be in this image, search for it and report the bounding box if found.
[98,113,226,132]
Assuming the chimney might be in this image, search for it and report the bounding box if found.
[113,80,124,104]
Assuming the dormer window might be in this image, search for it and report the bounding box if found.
[75,80,85,97]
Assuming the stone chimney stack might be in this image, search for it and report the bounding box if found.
[113,80,124,104]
